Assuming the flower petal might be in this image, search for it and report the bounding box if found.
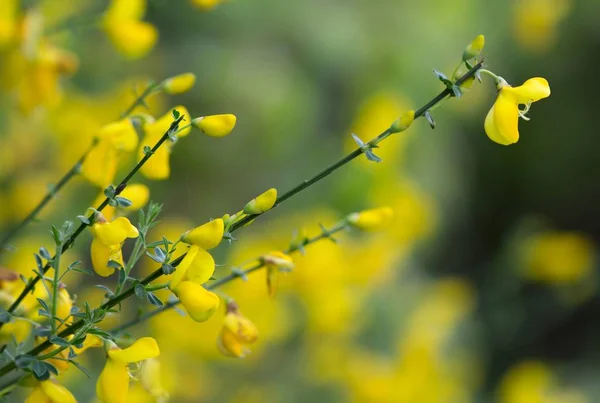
[186,247,215,285]
[108,337,160,363]
[174,281,220,322]
[96,358,130,403]
[91,238,117,277]
[168,245,199,290]
[40,380,77,403]
[93,217,139,246]
[485,93,520,145]
[505,77,551,104]
[181,219,224,250]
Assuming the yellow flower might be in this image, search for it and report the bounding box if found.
[192,114,237,137]
[522,231,595,285]
[102,0,158,59]
[347,207,394,231]
[90,216,139,276]
[389,110,415,133]
[217,301,258,358]
[138,106,191,180]
[180,218,224,250]
[262,251,294,298]
[26,380,76,403]
[0,0,18,47]
[243,188,278,214]
[97,337,160,403]
[191,0,225,11]
[139,358,169,401]
[167,245,220,322]
[97,184,150,221]
[513,0,571,53]
[162,73,196,94]
[81,118,138,188]
[55,287,73,330]
[484,77,551,145]
[463,34,485,61]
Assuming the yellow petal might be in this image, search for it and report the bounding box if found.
[81,139,118,188]
[97,358,129,403]
[505,77,551,104]
[223,312,258,343]
[40,380,77,403]
[104,0,147,21]
[97,119,138,151]
[266,266,279,298]
[162,73,196,94]
[104,21,158,60]
[486,92,520,145]
[139,136,170,180]
[25,386,49,403]
[186,247,216,285]
[146,106,191,138]
[193,114,237,137]
[73,334,104,355]
[347,206,394,231]
[90,238,117,277]
[217,328,247,357]
[93,217,139,246]
[108,337,160,363]
[181,219,224,250]
[168,245,200,290]
[119,184,150,211]
[174,282,220,322]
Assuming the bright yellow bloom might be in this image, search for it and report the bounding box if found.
[138,106,191,180]
[139,358,169,401]
[172,281,220,322]
[347,207,394,231]
[243,188,277,214]
[191,0,226,10]
[192,114,237,137]
[389,110,415,133]
[102,0,158,59]
[484,77,551,145]
[81,118,138,188]
[162,73,196,94]
[180,218,224,250]
[463,34,485,61]
[217,301,258,358]
[97,183,151,221]
[90,216,139,276]
[522,231,595,285]
[168,245,215,290]
[262,251,294,298]
[97,337,160,403]
[26,380,76,403]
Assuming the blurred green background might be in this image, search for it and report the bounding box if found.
[1,0,600,401]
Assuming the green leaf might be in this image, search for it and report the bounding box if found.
[0,309,10,324]
[161,263,175,275]
[34,254,44,270]
[69,360,92,378]
[146,292,163,307]
[107,260,122,269]
[49,337,70,347]
[115,196,132,207]
[36,298,50,314]
[14,355,37,369]
[425,110,436,129]
[172,109,181,119]
[38,247,51,260]
[104,185,116,198]
[32,361,48,380]
[143,145,153,155]
[134,284,147,299]
[77,215,90,225]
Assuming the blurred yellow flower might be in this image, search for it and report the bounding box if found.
[162,72,196,94]
[139,106,191,180]
[181,218,224,250]
[81,118,138,188]
[485,77,550,145]
[25,380,76,403]
[102,0,158,59]
[244,188,278,215]
[90,216,139,276]
[390,110,415,133]
[217,301,258,358]
[521,231,595,284]
[192,114,237,137]
[97,183,150,221]
[262,251,294,298]
[97,337,160,403]
[347,206,394,231]
[191,0,226,11]
[0,0,18,47]
[513,0,572,53]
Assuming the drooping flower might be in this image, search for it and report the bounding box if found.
[167,245,220,322]
[162,72,196,94]
[192,114,237,137]
[138,106,191,180]
[262,251,294,298]
[97,337,160,403]
[90,216,139,276]
[347,207,394,231]
[25,379,76,403]
[102,0,158,59]
[243,188,277,214]
[180,218,224,250]
[81,118,138,188]
[217,301,258,358]
[484,77,551,145]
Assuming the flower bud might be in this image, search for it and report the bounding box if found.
[180,219,224,250]
[192,114,236,137]
[243,188,277,215]
[162,72,196,94]
[389,110,415,133]
[462,34,485,61]
[347,206,394,231]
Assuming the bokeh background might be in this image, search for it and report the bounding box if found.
[1,0,600,401]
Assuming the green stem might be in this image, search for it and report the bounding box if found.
[0,116,184,330]
[229,60,484,232]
